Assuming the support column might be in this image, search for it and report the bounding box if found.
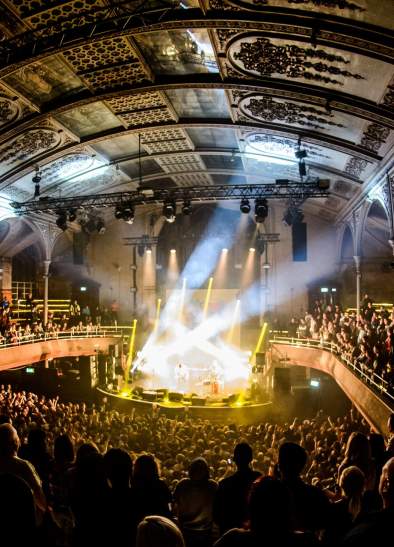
[353,255,361,317]
[0,257,12,302]
[42,260,50,326]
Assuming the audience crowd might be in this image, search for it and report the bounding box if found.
[0,294,119,345]
[290,294,394,395]
[0,385,393,546]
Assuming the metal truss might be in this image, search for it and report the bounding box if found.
[11,181,329,215]
[123,235,159,247]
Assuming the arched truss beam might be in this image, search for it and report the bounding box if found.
[2,77,393,146]
[0,7,393,76]
[0,119,380,191]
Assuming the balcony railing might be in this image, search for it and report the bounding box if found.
[270,335,394,405]
[0,325,133,350]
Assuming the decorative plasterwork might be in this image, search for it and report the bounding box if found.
[0,83,36,130]
[172,172,213,187]
[0,120,76,178]
[228,36,364,86]
[220,0,365,10]
[141,128,194,155]
[344,157,369,179]
[238,93,344,130]
[63,36,149,91]
[359,123,391,153]
[156,153,206,174]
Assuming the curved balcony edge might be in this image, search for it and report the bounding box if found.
[0,336,121,370]
[271,341,392,435]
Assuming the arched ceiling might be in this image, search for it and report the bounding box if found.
[0,0,393,223]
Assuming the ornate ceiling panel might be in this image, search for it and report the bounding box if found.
[0,0,392,222]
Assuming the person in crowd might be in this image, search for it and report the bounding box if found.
[387,412,394,458]
[137,515,185,547]
[19,427,53,498]
[131,453,172,524]
[278,442,330,533]
[0,423,46,515]
[174,457,218,547]
[214,442,261,535]
[214,476,318,547]
[323,466,366,545]
[337,432,376,492]
[341,457,394,544]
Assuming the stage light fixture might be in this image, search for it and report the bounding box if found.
[222,248,228,252]
[114,205,123,219]
[283,208,304,226]
[146,246,152,254]
[170,248,176,254]
[182,200,192,215]
[96,218,106,234]
[254,198,268,223]
[240,199,251,214]
[68,209,77,222]
[32,166,41,198]
[299,160,307,178]
[114,203,134,223]
[56,213,68,231]
[163,200,176,223]
[249,247,255,252]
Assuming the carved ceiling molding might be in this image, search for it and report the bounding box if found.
[0,82,36,130]
[359,122,391,153]
[228,36,364,86]
[222,0,365,11]
[238,93,344,130]
[344,156,369,179]
[33,220,62,261]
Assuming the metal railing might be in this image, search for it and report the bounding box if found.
[271,335,394,405]
[0,325,133,350]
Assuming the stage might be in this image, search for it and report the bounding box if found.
[97,387,272,424]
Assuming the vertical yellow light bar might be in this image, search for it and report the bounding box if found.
[203,277,213,319]
[178,278,187,322]
[124,319,137,382]
[153,298,161,333]
[227,299,240,343]
[252,322,268,359]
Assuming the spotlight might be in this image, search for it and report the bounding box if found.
[295,149,307,160]
[114,205,124,219]
[56,213,68,231]
[137,244,145,257]
[249,247,255,252]
[96,218,106,234]
[222,248,228,252]
[146,245,152,254]
[318,178,330,190]
[283,208,304,226]
[68,209,77,222]
[299,160,307,178]
[32,174,41,198]
[163,200,176,222]
[182,200,192,215]
[84,218,97,234]
[170,249,176,254]
[240,199,251,214]
[255,198,268,223]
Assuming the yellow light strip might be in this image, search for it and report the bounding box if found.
[203,277,213,319]
[153,298,161,333]
[253,322,268,358]
[124,319,137,382]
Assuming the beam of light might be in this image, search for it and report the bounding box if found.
[124,319,137,382]
[214,248,228,287]
[153,298,161,334]
[252,322,268,360]
[241,248,256,289]
[203,277,213,319]
[178,278,187,322]
[167,248,179,285]
[143,245,155,287]
[226,299,240,344]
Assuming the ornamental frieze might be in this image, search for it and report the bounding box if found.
[224,0,364,10]
[239,94,345,130]
[360,123,390,153]
[228,37,364,85]
[344,156,369,179]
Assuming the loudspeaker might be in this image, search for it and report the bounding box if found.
[168,391,183,402]
[255,352,266,367]
[292,222,307,262]
[142,390,157,402]
[274,368,291,394]
[227,393,239,405]
[156,388,169,399]
[78,356,98,389]
[191,396,206,406]
[98,353,107,385]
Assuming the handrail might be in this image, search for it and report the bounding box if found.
[271,335,394,404]
[0,325,133,350]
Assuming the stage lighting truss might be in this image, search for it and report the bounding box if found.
[123,235,159,249]
[11,181,329,216]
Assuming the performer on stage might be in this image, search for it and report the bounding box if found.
[174,362,189,392]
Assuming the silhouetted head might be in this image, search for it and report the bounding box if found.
[0,424,19,458]
[278,442,307,479]
[104,448,133,488]
[249,476,294,534]
[188,457,210,481]
[137,516,184,547]
[233,442,253,469]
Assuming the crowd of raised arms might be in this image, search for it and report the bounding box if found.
[0,386,394,546]
[288,294,394,395]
